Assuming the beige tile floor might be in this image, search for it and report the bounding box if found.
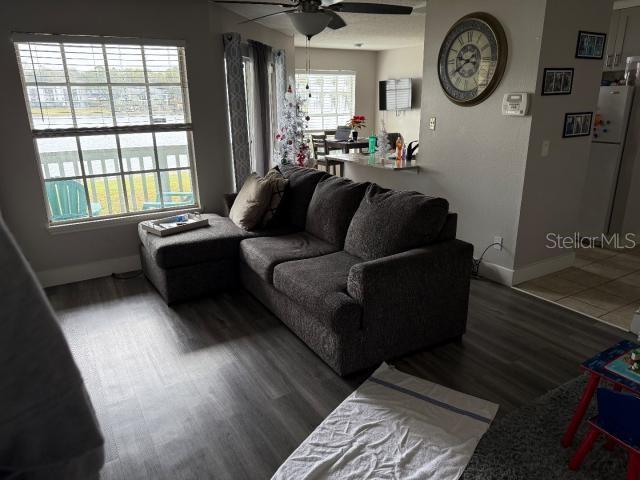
[516,246,640,331]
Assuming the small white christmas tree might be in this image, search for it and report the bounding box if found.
[376,120,389,158]
[275,78,310,166]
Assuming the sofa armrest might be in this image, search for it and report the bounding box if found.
[222,193,237,217]
[347,240,473,329]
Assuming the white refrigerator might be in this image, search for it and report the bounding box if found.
[580,85,635,238]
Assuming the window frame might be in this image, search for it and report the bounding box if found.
[294,69,356,132]
[13,33,200,228]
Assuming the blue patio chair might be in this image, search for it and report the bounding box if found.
[46,180,102,221]
[142,191,194,210]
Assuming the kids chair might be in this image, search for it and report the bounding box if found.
[569,387,640,479]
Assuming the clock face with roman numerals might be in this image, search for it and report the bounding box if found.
[438,13,507,106]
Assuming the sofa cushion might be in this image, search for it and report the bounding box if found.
[239,232,337,283]
[344,184,450,260]
[229,173,275,230]
[305,176,369,248]
[274,250,362,298]
[273,252,363,327]
[275,166,329,230]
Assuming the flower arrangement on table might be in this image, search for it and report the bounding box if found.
[346,115,366,141]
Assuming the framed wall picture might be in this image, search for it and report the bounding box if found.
[563,112,593,138]
[542,68,574,95]
[575,31,606,59]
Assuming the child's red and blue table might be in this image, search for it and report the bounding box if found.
[562,339,640,448]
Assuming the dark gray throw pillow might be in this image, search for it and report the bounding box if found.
[274,166,329,230]
[305,176,369,248]
[344,184,449,260]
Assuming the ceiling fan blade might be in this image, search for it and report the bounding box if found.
[322,10,347,29]
[211,0,297,7]
[239,8,297,23]
[326,2,412,14]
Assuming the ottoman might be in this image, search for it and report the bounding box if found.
[138,214,253,304]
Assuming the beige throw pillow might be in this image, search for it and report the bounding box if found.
[229,174,274,230]
[261,167,289,227]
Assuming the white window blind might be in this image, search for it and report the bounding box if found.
[295,70,356,131]
[14,36,198,225]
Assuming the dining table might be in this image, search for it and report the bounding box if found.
[324,137,370,154]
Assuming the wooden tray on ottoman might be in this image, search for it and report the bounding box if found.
[141,213,209,237]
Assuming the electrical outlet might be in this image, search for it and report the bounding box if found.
[428,117,436,130]
[494,236,503,250]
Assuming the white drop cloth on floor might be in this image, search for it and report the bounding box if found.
[272,363,499,480]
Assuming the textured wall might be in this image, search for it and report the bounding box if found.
[375,44,424,145]
[346,0,547,282]
[514,0,613,268]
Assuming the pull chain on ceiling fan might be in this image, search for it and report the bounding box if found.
[212,0,413,38]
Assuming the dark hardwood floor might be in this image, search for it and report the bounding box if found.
[46,275,634,480]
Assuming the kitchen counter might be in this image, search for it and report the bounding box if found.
[323,152,420,173]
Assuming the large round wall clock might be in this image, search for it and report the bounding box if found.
[437,12,508,106]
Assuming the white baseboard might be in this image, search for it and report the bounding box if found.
[511,252,576,285]
[37,254,141,288]
[479,251,575,287]
[478,261,515,286]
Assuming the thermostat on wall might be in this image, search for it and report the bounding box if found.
[502,92,530,116]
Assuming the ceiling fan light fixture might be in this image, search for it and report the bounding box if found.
[287,11,331,38]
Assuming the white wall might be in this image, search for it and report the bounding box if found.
[514,0,613,272]
[375,44,424,144]
[0,0,293,285]
[294,47,377,137]
[346,0,547,284]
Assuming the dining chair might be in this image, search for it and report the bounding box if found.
[311,134,343,176]
[387,132,401,151]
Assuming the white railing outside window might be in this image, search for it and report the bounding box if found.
[295,70,356,132]
[14,34,198,225]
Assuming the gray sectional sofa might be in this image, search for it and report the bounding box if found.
[139,165,473,375]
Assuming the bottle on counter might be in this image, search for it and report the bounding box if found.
[395,136,404,161]
[368,135,377,153]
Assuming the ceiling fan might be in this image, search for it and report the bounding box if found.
[212,0,413,38]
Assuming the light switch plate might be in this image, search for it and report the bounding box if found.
[429,117,436,130]
[541,140,550,157]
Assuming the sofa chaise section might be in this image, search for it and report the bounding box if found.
[139,213,293,303]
